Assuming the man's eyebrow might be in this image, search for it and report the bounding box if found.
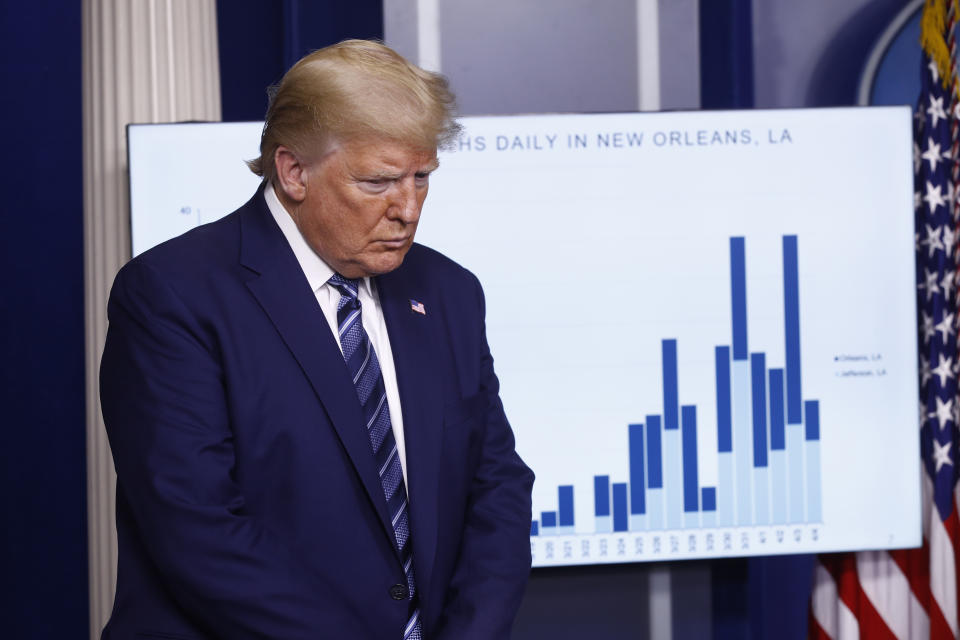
[358,160,440,180]
[358,170,402,180]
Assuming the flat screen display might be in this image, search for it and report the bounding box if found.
[128,107,921,566]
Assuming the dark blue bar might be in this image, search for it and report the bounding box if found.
[646,415,663,488]
[716,345,732,452]
[805,400,820,440]
[612,483,628,532]
[663,339,679,430]
[541,511,557,528]
[702,487,717,512]
[558,486,574,526]
[784,235,802,424]
[594,475,611,516]
[730,237,748,360]
[530,521,539,536]
[628,424,646,514]
[682,405,699,512]
[769,368,785,450]
[751,353,768,467]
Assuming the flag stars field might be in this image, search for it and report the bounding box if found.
[924,224,945,256]
[924,312,937,343]
[931,396,954,431]
[936,313,954,342]
[943,223,957,255]
[925,180,946,212]
[923,138,945,171]
[933,439,953,474]
[921,268,941,300]
[928,95,948,128]
[932,354,954,388]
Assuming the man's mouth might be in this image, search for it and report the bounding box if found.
[379,237,410,248]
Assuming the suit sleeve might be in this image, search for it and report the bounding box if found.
[434,272,535,640]
[100,260,364,638]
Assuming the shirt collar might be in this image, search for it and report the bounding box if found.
[264,182,373,296]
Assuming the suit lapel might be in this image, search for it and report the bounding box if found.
[377,268,443,594]
[237,194,396,548]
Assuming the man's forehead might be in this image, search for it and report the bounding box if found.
[336,139,438,169]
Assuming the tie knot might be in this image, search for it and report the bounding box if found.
[328,273,361,300]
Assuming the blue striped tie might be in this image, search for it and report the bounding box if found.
[328,274,422,640]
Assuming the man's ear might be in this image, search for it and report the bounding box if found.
[274,145,308,202]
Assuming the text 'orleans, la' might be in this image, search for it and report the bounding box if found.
[454,128,793,152]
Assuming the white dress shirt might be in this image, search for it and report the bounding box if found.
[264,183,410,490]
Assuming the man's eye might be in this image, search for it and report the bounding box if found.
[361,179,390,192]
[415,173,431,186]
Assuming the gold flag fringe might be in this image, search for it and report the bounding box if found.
[922,0,958,90]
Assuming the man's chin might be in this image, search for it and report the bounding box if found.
[349,248,410,278]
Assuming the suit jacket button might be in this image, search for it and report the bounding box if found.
[390,584,408,600]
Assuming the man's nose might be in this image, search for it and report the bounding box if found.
[390,178,421,223]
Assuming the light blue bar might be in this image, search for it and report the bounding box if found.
[770,449,787,524]
[684,512,699,528]
[719,451,735,526]
[753,467,769,524]
[701,511,717,527]
[665,427,683,529]
[807,440,822,522]
[557,526,575,535]
[732,359,753,525]
[787,424,805,523]
[630,514,647,531]
[595,515,613,533]
[647,488,664,530]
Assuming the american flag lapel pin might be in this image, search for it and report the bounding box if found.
[409,299,426,315]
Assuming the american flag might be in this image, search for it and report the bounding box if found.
[809,1,960,637]
[409,299,426,315]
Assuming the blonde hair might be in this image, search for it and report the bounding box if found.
[248,39,460,182]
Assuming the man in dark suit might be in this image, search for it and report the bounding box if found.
[99,39,534,639]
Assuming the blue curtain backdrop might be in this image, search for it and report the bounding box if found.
[0,1,88,638]
[216,0,385,122]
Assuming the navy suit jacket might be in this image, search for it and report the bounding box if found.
[99,188,534,639]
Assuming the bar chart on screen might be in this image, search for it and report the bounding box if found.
[415,109,920,566]
[528,235,825,565]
